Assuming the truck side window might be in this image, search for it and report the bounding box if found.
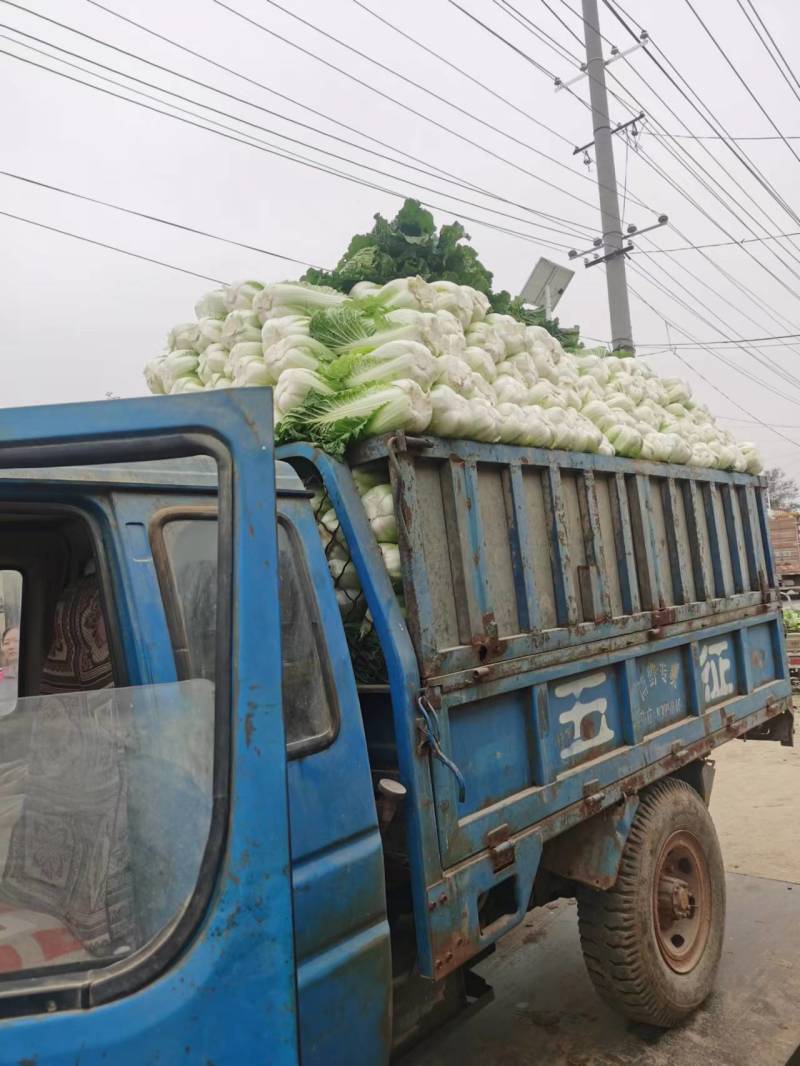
[156,514,337,755]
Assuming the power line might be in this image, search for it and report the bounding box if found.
[0,170,324,268]
[0,209,227,283]
[212,0,620,220]
[735,0,800,112]
[350,0,575,148]
[0,3,593,237]
[494,0,582,67]
[0,32,587,248]
[628,282,800,448]
[539,0,589,50]
[634,232,800,253]
[681,0,800,171]
[445,0,557,78]
[740,0,800,96]
[0,45,578,255]
[646,132,800,141]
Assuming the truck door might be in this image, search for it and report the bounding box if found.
[144,489,392,1066]
[0,392,299,1065]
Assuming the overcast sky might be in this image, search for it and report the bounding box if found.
[4,0,800,478]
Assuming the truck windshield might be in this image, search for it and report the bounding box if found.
[157,513,337,754]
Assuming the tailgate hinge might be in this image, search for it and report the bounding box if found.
[486,823,516,873]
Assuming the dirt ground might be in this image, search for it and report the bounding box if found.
[711,733,800,883]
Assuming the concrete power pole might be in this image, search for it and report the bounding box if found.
[581,0,635,353]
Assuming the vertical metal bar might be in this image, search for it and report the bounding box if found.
[543,464,579,626]
[735,627,754,695]
[755,484,776,588]
[661,478,687,605]
[504,462,542,632]
[627,474,661,609]
[739,485,760,591]
[619,658,640,744]
[682,480,710,601]
[703,482,727,597]
[609,472,639,614]
[388,448,439,669]
[577,470,612,621]
[686,642,704,717]
[720,482,745,593]
[530,684,558,785]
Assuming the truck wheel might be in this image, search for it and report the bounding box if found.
[576,778,725,1027]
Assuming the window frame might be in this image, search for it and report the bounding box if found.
[150,505,340,759]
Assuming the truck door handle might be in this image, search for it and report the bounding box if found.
[417,696,467,804]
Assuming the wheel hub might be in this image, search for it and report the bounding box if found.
[652,830,712,974]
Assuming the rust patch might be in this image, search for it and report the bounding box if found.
[580,714,598,740]
[244,709,255,748]
[752,648,766,669]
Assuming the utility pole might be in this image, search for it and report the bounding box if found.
[581,0,635,353]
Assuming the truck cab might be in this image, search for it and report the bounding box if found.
[0,390,791,1064]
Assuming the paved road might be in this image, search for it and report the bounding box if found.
[402,736,800,1066]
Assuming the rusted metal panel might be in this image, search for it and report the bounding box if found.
[577,470,612,623]
[503,462,542,632]
[661,477,688,606]
[627,474,662,610]
[542,464,579,627]
[683,479,711,602]
[609,471,640,615]
[540,795,639,889]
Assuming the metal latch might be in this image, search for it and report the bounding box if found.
[486,823,516,872]
[417,696,466,803]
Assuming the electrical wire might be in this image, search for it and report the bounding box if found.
[0,45,581,255]
[493,0,582,68]
[628,282,800,448]
[681,0,800,171]
[0,209,228,284]
[538,0,588,51]
[1,2,595,237]
[351,0,575,148]
[740,0,800,96]
[0,30,590,246]
[444,0,557,78]
[0,170,326,268]
[212,0,636,219]
[634,232,800,252]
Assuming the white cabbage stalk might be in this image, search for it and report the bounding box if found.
[518,407,555,448]
[332,340,440,391]
[434,309,467,357]
[532,347,560,383]
[505,353,538,386]
[197,344,229,385]
[264,336,332,381]
[361,484,397,544]
[224,279,264,311]
[233,358,272,388]
[261,315,310,347]
[494,375,529,406]
[464,372,497,404]
[349,280,381,300]
[228,342,265,376]
[463,286,491,324]
[486,313,527,356]
[274,368,335,421]
[167,322,200,352]
[196,318,225,353]
[607,424,644,458]
[222,309,262,347]
[431,281,474,327]
[468,398,499,442]
[366,276,437,312]
[310,379,433,438]
[465,322,505,364]
[428,384,473,438]
[463,345,497,382]
[435,354,472,394]
[160,350,199,391]
[170,375,204,394]
[194,289,228,321]
[380,542,402,584]
[257,282,348,320]
[495,402,527,444]
[144,357,167,395]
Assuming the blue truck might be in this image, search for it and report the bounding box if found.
[0,388,791,1065]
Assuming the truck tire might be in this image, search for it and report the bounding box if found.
[576,778,725,1027]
